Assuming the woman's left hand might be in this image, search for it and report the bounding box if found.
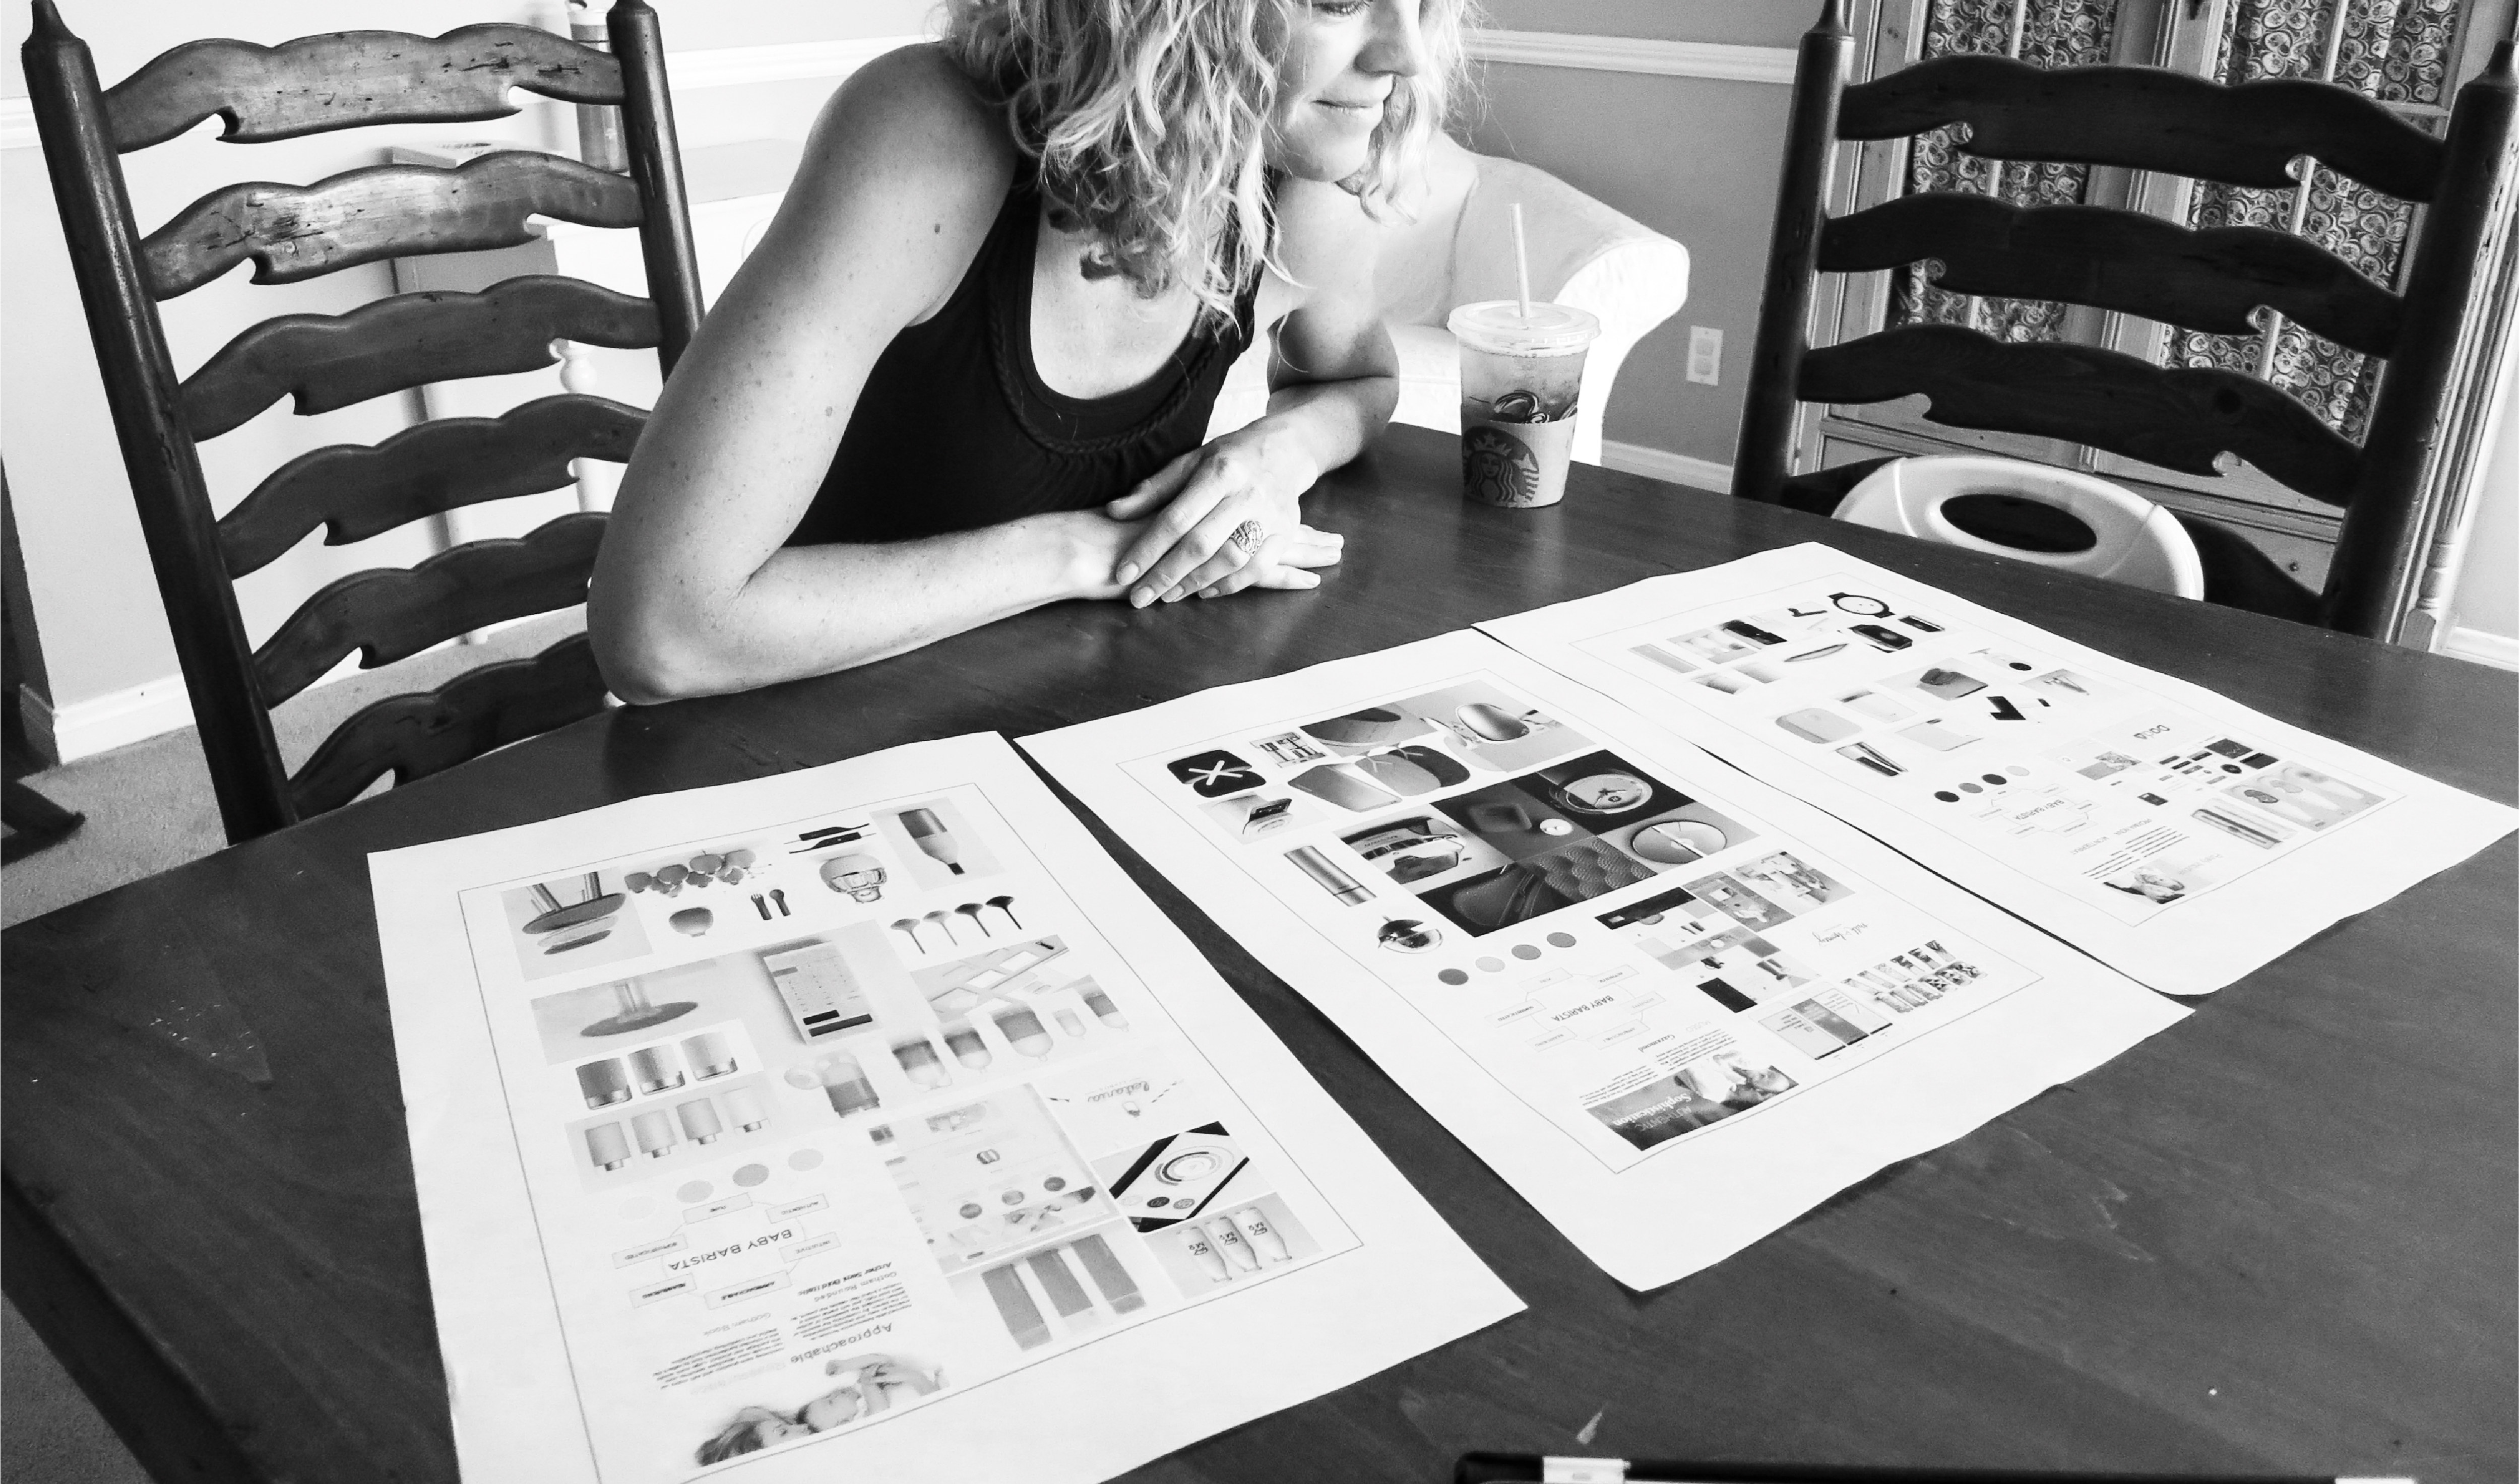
[1104,427,1340,606]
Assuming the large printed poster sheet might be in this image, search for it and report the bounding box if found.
[369,734,1520,1484]
[1479,543,2519,997]
[1021,633,2184,1291]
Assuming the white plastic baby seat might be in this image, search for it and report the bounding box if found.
[1834,455,2205,599]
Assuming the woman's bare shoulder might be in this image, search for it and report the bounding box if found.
[1270,176,1390,304]
[751,44,1017,321]
[799,43,1014,204]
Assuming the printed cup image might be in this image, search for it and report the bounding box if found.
[631,1109,678,1159]
[628,1043,685,1096]
[1450,299,1600,508]
[584,1120,632,1171]
[723,1084,770,1132]
[675,1098,725,1145]
[575,1058,632,1109]
[680,1031,737,1081]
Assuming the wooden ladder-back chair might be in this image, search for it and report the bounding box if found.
[1736,0,2518,640]
[21,0,702,843]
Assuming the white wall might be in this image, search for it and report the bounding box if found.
[0,1,933,752]
[2446,338,2519,663]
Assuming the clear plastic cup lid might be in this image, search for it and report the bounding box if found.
[1448,300,1601,356]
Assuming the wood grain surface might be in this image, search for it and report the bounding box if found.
[288,632,610,819]
[218,394,644,577]
[5,426,2512,1484]
[139,153,645,299]
[249,511,605,707]
[103,26,623,152]
[1818,194,2404,357]
[1839,54,2446,200]
[181,276,661,442]
[1799,325,2364,503]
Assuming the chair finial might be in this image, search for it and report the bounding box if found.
[1814,0,1850,36]
[29,0,68,39]
[2489,38,2514,83]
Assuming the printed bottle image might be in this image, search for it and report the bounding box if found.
[991,1005,1053,1057]
[1228,1206,1289,1263]
[893,1038,951,1090]
[1080,984,1128,1029]
[1206,1217,1260,1272]
[818,1053,881,1116]
[940,1019,992,1069]
[1181,1226,1231,1283]
[900,808,967,874]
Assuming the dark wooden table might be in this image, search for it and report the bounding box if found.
[8,425,2514,1484]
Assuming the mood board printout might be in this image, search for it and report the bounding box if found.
[1021,633,2184,1291]
[1478,543,2519,997]
[368,733,1520,1484]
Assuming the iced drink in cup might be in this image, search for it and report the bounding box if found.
[1449,300,1601,508]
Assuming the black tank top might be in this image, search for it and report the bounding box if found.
[787,177,1261,546]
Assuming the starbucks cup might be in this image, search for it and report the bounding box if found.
[1449,300,1601,508]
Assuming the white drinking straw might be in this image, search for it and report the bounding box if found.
[1510,202,1533,319]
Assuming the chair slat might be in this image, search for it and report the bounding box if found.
[1842,55,2444,201]
[1819,194,2402,358]
[219,395,644,576]
[1798,325,2361,503]
[182,276,659,440]
[253,511,605,706]
[287,631,608,817]
[141,153,643,300]
[105,27,622,153]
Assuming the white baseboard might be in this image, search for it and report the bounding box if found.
[2442,625,2519,671]
[1601,439,1734,493]
[52,675,195,763]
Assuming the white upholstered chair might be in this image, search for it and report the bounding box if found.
[1206,134,1689,466]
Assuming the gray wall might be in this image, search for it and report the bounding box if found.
[1470,2,1813,470]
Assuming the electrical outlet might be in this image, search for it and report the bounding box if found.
[1687,326,1722,386]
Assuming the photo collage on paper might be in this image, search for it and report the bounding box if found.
[1134,675,2039,1171]
[464,787,1353,1480]
[1581,580,2400,922]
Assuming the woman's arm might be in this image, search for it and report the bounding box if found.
[590,48,1140,704]
[1106,175,1400,605]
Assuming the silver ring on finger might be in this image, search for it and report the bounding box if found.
[1230,519,1267,555]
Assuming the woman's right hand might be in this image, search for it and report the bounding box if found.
[1054,507,1341,605]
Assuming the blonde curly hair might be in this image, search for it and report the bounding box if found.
[941,0,1475,326]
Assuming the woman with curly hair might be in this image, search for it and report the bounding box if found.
[593,0,1471,701]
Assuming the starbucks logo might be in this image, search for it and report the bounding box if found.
[1464,425,1541,506]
